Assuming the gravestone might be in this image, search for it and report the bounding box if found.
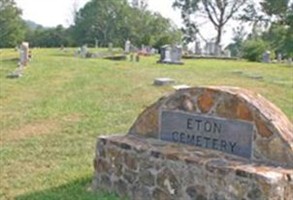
[173,84,191,90]
[157,45,183,65]
[153,77,175,86]
[262,51,271,63]
[205,42,216,55]
[19,42,29,66]
[215,44,222,56]
[80,45,88,58]
[204,42,222,56]
[93,86,293,200]
[195,41,201,55]
[125,39,131,53]
[108,43,113,53]
[95,38,99,48]
[7,64,23,78]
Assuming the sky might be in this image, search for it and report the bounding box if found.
[15,0,234,46]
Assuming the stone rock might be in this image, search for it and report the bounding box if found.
[153,188,172,200]
[255,115,273,138]
[131,184,152,200]
[173,85,191,90]
[100,174,111,189]
[197,89,217,113]
[139,170,155,186]
[186,185,207,200]
[236,101,253,121]
[247,185,262,200]
[216,95,238,118]
[95,158,110,174]
[154,77,175,86]
[114,179,128,198]
[157,167,181,196]
[123,169,137,184]
[124,152,138,171]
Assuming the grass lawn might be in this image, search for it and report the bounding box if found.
[0,48,292,200]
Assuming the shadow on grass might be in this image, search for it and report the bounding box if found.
[16,176,121,200]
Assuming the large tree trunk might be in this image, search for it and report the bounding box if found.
[216,25,222,46]
[215,25,223,56]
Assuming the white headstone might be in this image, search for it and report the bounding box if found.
[154,77,175,86]
[163,46,172,62]
[125,40,131,53]
[81,45,88,58]
[19,42,29,66]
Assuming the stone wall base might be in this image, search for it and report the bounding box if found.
[93,135,293,200]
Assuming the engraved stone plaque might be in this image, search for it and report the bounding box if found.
[160,110,254,158]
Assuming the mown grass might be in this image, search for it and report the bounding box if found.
[0,48,292,200]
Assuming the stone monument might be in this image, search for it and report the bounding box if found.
[262,51,271,63]
[81,44,88,58]
[277,53,282,62]
[19,42,29,66]
[195,41,202,55]
[93,86,293,200]
[157,45,184,65]
[125,40,131,54]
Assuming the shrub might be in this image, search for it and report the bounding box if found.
[242,39,269,61]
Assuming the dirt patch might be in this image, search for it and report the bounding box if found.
[1,120,61,144]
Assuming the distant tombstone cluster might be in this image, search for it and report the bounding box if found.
[193,41,231,58]
[262,51,292,65]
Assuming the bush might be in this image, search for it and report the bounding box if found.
[242,39,268,61]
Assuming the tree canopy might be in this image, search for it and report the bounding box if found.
[239,0,293,59]
[0,0,25,47]
[173,0,249,45]
[71,0,181,48]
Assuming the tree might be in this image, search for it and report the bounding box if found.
[242,39,268,61]
[127,10,181,48]
[173,0,248,46]
[72,0,131,47]
[0,0,25,47]
[71,0,181,48]
[261,0,290,22]
[25,25,72,47]
[240,0,293,57]
[226,25,246,57]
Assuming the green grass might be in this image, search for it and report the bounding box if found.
[0,48,292,200]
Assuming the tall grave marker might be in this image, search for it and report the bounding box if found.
[19,42,29,66]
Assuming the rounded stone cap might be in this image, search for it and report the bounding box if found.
[128,86,293,168]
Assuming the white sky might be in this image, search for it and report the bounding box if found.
[15,0,235,46]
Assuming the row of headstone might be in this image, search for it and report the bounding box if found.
[194,41,231,57]
[125,40,157,55]
[262,52,292,65]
